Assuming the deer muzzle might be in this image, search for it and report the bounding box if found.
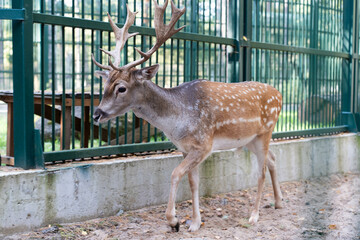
[93,108,108,123]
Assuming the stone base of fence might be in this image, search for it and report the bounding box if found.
[1,133,359,236]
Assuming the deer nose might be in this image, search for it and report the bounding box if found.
[93,114,100,123]
[93,108,106,122]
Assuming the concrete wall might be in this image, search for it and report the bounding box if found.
[0,133,359,235]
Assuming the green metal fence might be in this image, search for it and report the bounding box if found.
[251,0,345,133]
[0,0,359,169]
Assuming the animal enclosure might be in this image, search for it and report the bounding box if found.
[0,0,359,168]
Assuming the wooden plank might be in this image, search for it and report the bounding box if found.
[64,98,100,106]
[34,104,61,124]
[60,106,72,150]
[6,102,14,156]
[1,156,14,166]
[0,92,100,107]
[84,106,90,148]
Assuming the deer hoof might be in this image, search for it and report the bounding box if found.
[249,212,259,225]
[275,201,283,209]
[188,220,201,232]
[171,222,180,232]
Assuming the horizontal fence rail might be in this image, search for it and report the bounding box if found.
[0,0,359,167]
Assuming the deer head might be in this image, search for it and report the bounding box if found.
[92,0,185,123]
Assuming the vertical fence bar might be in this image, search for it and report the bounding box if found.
[351,0,359,113]
[51,26,55,150]
[342,0,355,130]
[190,1,197,81]
[356,2,360,128]
[61,0,66,151]
[71,3,75,149]
[239,0,250,82]
[40,0,46,151]
[81,0,85,148]
[12,0,36,168]
[351,0,359,130]
[90,0,95,147]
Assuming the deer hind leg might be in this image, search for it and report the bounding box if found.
[165,149,209,232]
[246,133,271,224]
[187,165,202,232]
[267,150,283,209]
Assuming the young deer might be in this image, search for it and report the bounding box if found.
[92,0,283,232]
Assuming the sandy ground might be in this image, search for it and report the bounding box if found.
[4,173,360,240]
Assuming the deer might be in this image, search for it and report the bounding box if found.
[92,0,283,232]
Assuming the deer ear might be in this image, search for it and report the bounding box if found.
[134,64,160,81]
[95,70,109,80]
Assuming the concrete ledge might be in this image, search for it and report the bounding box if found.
[1,133,359,235]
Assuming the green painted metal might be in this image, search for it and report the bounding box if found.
[341,11,350,126]
[352,0,359,116]
[43,142,176,162]
[250,41,350,59]
[308,0,319,128]
[272,126,349,139]
[0,9,24,20]
[51,24,55,151]
[32,13,238,47]
[228,0,239,83]
[12,0,36,169]
[239,0,252,82]
[342,0,357,131]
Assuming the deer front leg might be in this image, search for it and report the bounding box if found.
[165,149,209,232]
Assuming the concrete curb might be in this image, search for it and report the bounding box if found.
[0,133,359,235]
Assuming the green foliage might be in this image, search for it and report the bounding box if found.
[275,110,335,133]
[149,133,168,143]
[43,139,105,152]
[0,115,7,155]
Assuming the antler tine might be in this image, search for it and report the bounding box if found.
[154,0,186,38]
[108,55,121,71]
[92,5,138,74]
[153,0,168,40]
[169,1,186,33]
[102,7,138,67]
[121,0,185,70]
[91,53,112,71]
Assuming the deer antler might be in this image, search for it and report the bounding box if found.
[122,0,186,70]
[92,0,185,73]
[92,4,138,71]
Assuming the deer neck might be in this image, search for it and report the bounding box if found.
[132,81,181,130]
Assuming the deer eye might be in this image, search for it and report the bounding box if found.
[118,87,127,93]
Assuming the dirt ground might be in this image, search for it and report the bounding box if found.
[4,173,360,240]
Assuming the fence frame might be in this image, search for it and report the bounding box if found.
[0,0,359,169]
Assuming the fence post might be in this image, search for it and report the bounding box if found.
[308,0,319,127]
[190,0,198,81]
[228,0,239,83]
[12,0,36,169]
[239,0,252,82]
[342,0,359,132]
[182,0,199,82]
[352,1,360,131]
